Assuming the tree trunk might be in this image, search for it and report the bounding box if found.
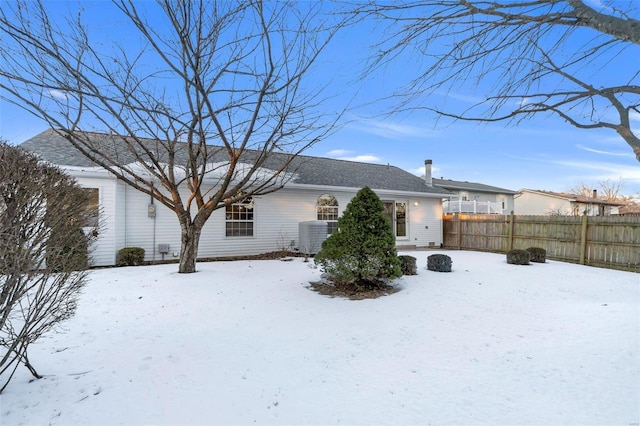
[178,222,202,273]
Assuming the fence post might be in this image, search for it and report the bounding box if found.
[579,213,588,265]
[508,211,515,251]
[457,213,463,250]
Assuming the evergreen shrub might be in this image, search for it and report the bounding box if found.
[427,254,452,272]
[506,249,530,265]
[314,187,402,289]
[398,255,417,275]
[117,247,145,266]
[526,247,546,263]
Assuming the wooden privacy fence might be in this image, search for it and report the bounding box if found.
[443,213,640,272]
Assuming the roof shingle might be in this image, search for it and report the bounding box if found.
[20,129,450,195]
[433,178,517,194]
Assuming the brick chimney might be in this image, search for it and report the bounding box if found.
[592,189,597,199]
[424,159,432,186]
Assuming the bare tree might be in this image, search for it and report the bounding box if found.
[569,178,624,201]
[359,0,640,161]
[0,142,94,393]
[0,0,344,273]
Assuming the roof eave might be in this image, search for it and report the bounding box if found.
[285,182,450,198]
[60,165,116,179]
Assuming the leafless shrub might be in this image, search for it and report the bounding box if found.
[0,142,95,393]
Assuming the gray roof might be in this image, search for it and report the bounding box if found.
[433,178,517,194]
[520,189,626,206]
[20,129,451,195]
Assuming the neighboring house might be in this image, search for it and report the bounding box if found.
[617,204,640,216]
[20,130,451,266]
[433,178,517,215]
[515,189,625,216]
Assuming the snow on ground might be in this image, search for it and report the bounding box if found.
[2,251,639,425]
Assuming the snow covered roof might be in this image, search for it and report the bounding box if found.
[20,129,451,196]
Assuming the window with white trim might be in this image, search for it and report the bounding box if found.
[82,188,100,228]
[225,197,254,237]
[317,193,338,234]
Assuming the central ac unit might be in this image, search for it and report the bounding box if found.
[298,221,328,255]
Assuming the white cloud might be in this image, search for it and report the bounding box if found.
[325,149,353,157]
[576,144,635,157]
[517,97,533,107]
[551,159,640,186]
[337,154,382,163]
[501,153,640,194]
[324,148,381,163]
[408,165,441,177]
[350,120,429,139]
[409,166,425,176]
[48,90,68,100]
[435,90,484,105]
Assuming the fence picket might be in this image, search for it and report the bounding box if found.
[443,213,640,272]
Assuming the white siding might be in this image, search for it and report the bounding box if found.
[515,191,573,215]
[122,185,445,263]
[69,174,118,266]
[114,181,127,256]
[120,185,182,262]
[198,187,357,257]
[62,177,444,265]
[496,194,514,213]
[407,197,443,248]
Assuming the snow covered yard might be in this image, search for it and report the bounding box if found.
[2,250,638,425]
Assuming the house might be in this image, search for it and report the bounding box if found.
[617,204,640,216]
[514,189,625,216]
[20,130,452,266]
[433,178,517,215]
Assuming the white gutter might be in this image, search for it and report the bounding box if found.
[61,165,115,179]
[59,165,449,199]
[285,182,449,199]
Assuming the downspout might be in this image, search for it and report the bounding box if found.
[150,186,156,263]
[124,183,128,247]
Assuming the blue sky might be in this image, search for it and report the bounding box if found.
[1,1,639,195]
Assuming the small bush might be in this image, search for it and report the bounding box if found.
[314,187,401,289]
[526,247,546,263]
[506,249,530,265]
[398,255,417,275]
[427,254,452,272]
[117,247,145,266]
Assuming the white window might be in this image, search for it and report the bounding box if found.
[82,188,100,228]
[317,194,338,234]
[225,197,254,237]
